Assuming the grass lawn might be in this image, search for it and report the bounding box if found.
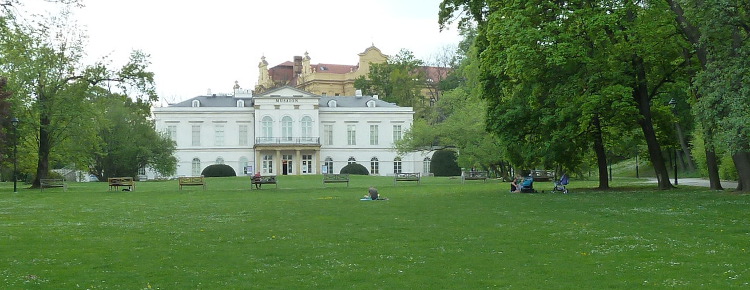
[1,175,749,289]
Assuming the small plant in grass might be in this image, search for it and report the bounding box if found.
[340,163,369,175]
[201,164,236,177]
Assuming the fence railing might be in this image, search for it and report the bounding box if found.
[255,137,320,145]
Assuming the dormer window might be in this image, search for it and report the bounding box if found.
[327,100,337,107]
[237,100,245,107]
[192,100,200,107]
[366,100,376,108]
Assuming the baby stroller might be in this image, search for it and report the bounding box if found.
[520,175,537,193]
[552,174,569,194]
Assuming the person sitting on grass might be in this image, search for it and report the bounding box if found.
[363,186,387,200]
[510,174,522,193]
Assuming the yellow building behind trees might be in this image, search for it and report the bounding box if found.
[255,45,450,104]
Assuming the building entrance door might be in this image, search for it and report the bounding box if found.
[282,154,293,175]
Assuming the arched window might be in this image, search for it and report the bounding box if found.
[370,157,379,175]
[348,157,356,165]
[216,157,224,164]
[324,157,334,174]
[366,100,376,108]
[423,157,431,174]
[282,116,293,141]
[192,100,200,107]
[261,116,273,142]
[301,116,313,140]
[237,100,245,107]
[327,100,337,107]
[393,157,402,174]
[192,158,201,176]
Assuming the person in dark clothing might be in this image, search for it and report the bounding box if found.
[364,186,387,200]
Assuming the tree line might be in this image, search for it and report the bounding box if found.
[417,0,750,191]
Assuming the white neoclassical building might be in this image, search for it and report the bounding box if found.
[151,86,432,177]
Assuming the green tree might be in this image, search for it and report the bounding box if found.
[355,49,427,116]
[440,0,689,190]
[0,12,157,187]
[0,77,12,162]
[668,0,750,192]
[89,94,176,180]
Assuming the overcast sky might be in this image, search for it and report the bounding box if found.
[14,0,461,104]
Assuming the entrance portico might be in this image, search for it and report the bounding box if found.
[254,141,321,175]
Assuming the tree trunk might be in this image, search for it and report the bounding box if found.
[632,55,673,190]
[732,152,750,192]
[32,98,51,188]
[592,116,609,189]
[667,0,723,189]
[675,123,697,171]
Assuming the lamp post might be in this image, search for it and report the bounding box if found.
[11,117,19,193]
[668,98,678,185]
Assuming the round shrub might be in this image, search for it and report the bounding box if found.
[430,149,461,176]
[201,164,236,177]
[340,163,369,175]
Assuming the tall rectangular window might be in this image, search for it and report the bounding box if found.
[347,125,357,145]
[393,125,402,142]
[370,125,379,145]
[167,125,177,140]
[215,124,224,146]
[262,155,274,174]
[191,125,201,146]
[302,155,313,174]
[324,124,333,145]
[239,125,248,146]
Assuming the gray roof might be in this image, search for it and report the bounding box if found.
[170,94,252,107]
[170,94,399,108]
[319,96,398,108]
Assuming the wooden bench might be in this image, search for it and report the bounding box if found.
[40,179,67,191]
[530,170,556,182]
[394,172,421,185]
[251,175,278,189]
[179,176,206,190]
[462,171,488,183]
[322,174,349,187]
[108,177,135,191]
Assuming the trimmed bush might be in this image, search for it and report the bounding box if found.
[201,164,237,177]
[340,163,369,175]
[431,150,461,176]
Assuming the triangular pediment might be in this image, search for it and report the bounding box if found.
[257,86,316,97]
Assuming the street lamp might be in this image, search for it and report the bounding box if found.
[11,117,19,193]
[668,98,678,185]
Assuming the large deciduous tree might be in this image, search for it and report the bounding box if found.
[89,93,176,180]
[440,0,689,190]
[1,11,157,187]
[668,0,750,192]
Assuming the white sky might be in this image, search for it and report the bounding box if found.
[12,0,461,104]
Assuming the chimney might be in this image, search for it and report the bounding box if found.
[207,88,212,95]
[355,89,362,97]
[293,56,303,75]
[373,95,378,100]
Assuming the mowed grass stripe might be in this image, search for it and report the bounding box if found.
[1,176,748,288]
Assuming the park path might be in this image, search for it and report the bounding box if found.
[644,178,738,189]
